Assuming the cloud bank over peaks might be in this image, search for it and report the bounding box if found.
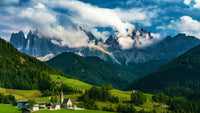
[19,3,90,47]
[113,28,161,50]
[32,0,157,49]
[114,28,135,49]
[0,0,158,49]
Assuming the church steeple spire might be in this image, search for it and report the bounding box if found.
[60,89,63,105]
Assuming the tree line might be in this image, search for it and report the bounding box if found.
[0,93,16,105]
[42,83,82,97]
[79,85,118,110]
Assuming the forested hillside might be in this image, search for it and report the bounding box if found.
[46,52,134,89]
[126,44,200,97]
[0,38,67,90]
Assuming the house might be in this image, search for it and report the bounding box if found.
[36,102,46,108]
[158,103,167,108]
[17,99,29,108]
[32,104,39,111]
[47,102,60,110]
[51,80,56,83]
[51,80,63,85]
[56,81,63,85]
[63,99,72,108]
[17,99,42,111]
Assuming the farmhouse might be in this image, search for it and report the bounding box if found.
[51,80,63,85]
[32,104,39,111]
[47,102,60,110]
[17,99,39,111]
[17,99,28,108]
[158,103,167,108]
[56,81,63,85]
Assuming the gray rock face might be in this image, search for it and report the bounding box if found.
[10,31,26,49]
[10,30,67,58]
[106,33,200,65]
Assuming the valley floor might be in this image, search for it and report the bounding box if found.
[0,74,169,113]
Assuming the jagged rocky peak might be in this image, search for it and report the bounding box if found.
[10,31,26,49]
[105,27,156,49]
[27,30,33,40]
[105,35,119,46]
[79,27,101,45]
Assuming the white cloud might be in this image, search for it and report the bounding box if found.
[41,0,136,33]
[169,16,200,38]
[193,0,200,8]
[118,37,134,49]
[20,3,56,25]
[183,0,200,9]
[114,8,157,27]
[32,0,157,49]
[19,3,89,47]
[0,0,157,49]
[184,0,192,5]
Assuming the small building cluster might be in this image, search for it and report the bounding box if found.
[47,102,60,110]
[17,99,46,111]
[17,89,84,112]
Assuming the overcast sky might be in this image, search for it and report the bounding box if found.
[0,0,200,47]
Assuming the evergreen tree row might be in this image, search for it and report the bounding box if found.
[131,91,147,106]
[0,93,16,105]
[42,84,82,97]
[80,86,119,103]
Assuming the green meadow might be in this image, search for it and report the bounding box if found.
[0,74,168,113]
[50,75,93,89]
[35,109,114,113]
[0,87,42,99]
[0,104,21,113]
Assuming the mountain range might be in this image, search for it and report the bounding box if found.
[10,28,200,77]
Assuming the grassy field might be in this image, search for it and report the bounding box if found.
[0,87,42,99]
[35,109,114,113]
[0,74,168,112]
[110,89,132,101]
[0,104,21,113]
[49,75,169,112]
[50,75,93,90]
[50,75,132,101]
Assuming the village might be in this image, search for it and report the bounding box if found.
[15,81,168,113]
[16,89,84,112]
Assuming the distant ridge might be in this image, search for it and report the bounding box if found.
[46,52,133,89]
[126,44,200,97]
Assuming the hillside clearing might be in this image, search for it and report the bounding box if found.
[0,87,42,99]
[50,75,92,90]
